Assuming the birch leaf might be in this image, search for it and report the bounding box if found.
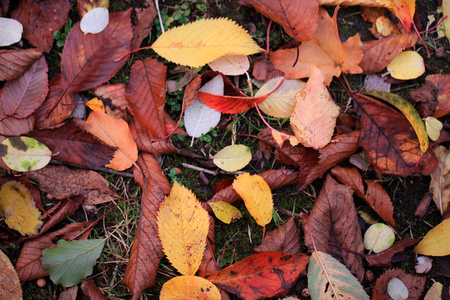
[213,144,252,172]
[387,51,425,80]
[151,18,263,68]
[232,173,273,227]
[429,145,450,215]
[290,65,339,149]
[157,181,209,276]
[208,201,242,224]
[413,218,450,256]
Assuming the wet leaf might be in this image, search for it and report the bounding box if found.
[0,48,43,81]
[413,219,450,256]
[387,51,425,80]
[208,201,242,224]
[160,276,221,300]
[206,251,309,300]
[80,7,109,34]
[233,173,273,227]
[151,18,263,68]
[430,145,450,215]
[0,248,22,300]
[364,223,396,253]
[0,17,23,46]
[213,145,252,172]
[41,238,106,287]
[0,181,42,236]
[157,181,209,276]
[1,137,51,172]
[254,217,301,254]
[308,251,369,300]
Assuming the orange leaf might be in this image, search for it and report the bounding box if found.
[197,92,267,114]
[84,111,138,171]
[86,98,105,113]
[160,276,221,300]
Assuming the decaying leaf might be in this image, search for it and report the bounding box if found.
[0,137,51,172]
[365,237,421,268]
[387,51,425,80]
[208,201,242,224]
[213,145,252,172]
[414,219,450,256]
[160,276,221,300]
[429,145,450,215]
[0,248,22,300]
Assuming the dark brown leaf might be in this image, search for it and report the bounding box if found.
[352,93,437,176]
[11,0,70,52]
[198,216,219,277]
[0,49,43,81]
[1,55,48,118]
[123,154,171,300]
[254,217,301,254]
[302,174,365,282]
[129,121,179,156]
[80,279,107,300]
[0,101,34,136]
[131,1,157,50]
[372,268,426,300]
[365,238,421,268]
[126,58,167,138]
[412,75,450,118]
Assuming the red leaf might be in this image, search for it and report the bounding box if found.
[129,121,180,156]
[254,217,301,254]
[126,58,167,138]
[0,49,43,81]
[1,55,48,118]
[0,101,34,136]
[365,238,421,268]
[206,251,309,300]
[123,154,171,299]
[11,0,70,52]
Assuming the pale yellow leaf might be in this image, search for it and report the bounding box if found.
[424,281,443,300]
[232,173,273,227]
[0,181,42,236]
[86,97,105,113]
[0,137,51,172]
[157,181,209,276]
[208,201,242,224]
[429,145,450,215]
[257,77,306,118]
[364,223,395,253]
[160,276,221,300]
[208,54,250,76]
[290,65,339,149]
[271,130,299,148]
[443,0,450,45]
[213,144,252,172]
[414,218,450,256]
[151,18,263,68]
[425,116,443,141]
[387,50,425,80]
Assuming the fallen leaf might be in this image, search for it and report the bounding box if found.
[0,102,34,136]
[131,1,157,50]
[41,238,106,287]
[430,145,450,215]
[427,75,450,118]
[0,248,22,300]
[254,217,301,254]
[365,237,421,267]
[269,7,363,85]
[364,223,396,253]
[209,201,242,224]
[80,7,109,34]
[239,0,319,42]
[372,269,426,300]
[158,181,209,276]
[423,281,443,300]
[84,111,138,171]
[80,279,107,300]
[197,90,268,114]
[0,48,43,81]
[302,174,365,282]
[425,117,443,141]
[0,17,23,46]
[11,0,70,52]
[414,219,450,256]
[308,251,370,300]
[213,145,252,172]
[160,276,221,300]
[86,98,105,112]
[415,256,432,274]
[290,66,340,149]
[0,137,51,172]
[387,278,409,300]
[151,18,263,68]
[387,50,425,80]
[442,0,450,45]
[208,54,250,76]
[59,286,78,300]
[206,251,309,300]
[129,121,180,156]
[233,173,273,227]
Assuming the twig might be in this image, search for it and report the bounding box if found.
[181,163,244,175]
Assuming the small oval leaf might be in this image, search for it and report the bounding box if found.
[80,7,109,34]
[387,50,425,80]
[0,17,23,46]
[209,201,242,224]
[364,223,395,253]
[213,145,252,172]
[1,137,51,172]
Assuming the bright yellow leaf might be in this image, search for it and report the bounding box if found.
[425,117,443,141]
[213,144,252,172]
[86,97,105,113]
[414,218,450,256]
[232,173,273,227]
[157,181,209,276]
[429,145,450,215]
[387,50,425,80]
[151,18,263,68]
[208,201,242,224]
[160,276,221,300]
[0,181,42,236]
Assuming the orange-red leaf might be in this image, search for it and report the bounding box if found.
[198,91,267,114]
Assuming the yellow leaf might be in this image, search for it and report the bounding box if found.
[151,18,263,68]
[425,117,443,141]
[86,97,105,113]
[208,201,242,224]
[442,0,450,45]
[232,173,273,227]
[157,181,209,276]
[424,281,443,300]
[213,144,252,172]
[160,276,221,300]
[414,218,450,256]
[0,137,51,172]
[429,145,450,215]
[290,65,339,149]
[387,50,425,80]
[0,181,42,236]
[84,111,138,171]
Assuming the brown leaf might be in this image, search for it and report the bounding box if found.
[123,154,171,299]
[198,216,218,277]
[0,248,22,300]
[352,93,437,176]
[302,174,365,282]
[28,165,118,205]
[0,0,8,16]
[131,1,157,49]
[239,0,319,42]
[94,83,129,120]
[359,33,418,73]
[34,75,77,130]
[61,10,132,95]
[15,222,94,282]
[365,238,421,267]
[0,49,43,81]
[204,168,299,213]
[129,121,180,156]
[420,75,450,118]
[80,279,107,300]
[372,268,426,300]
[298,130,361,190]
[11,0,70,52]
[1,55,48,118]
[126,58,167,138]
[254,217,301,254]
[0,101,34,136]
[331,166,395,227]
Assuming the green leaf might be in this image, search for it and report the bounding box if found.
[0,137,52,172]
[308,251,369,300]
[41,239,106,287]
[363,90,428,153]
